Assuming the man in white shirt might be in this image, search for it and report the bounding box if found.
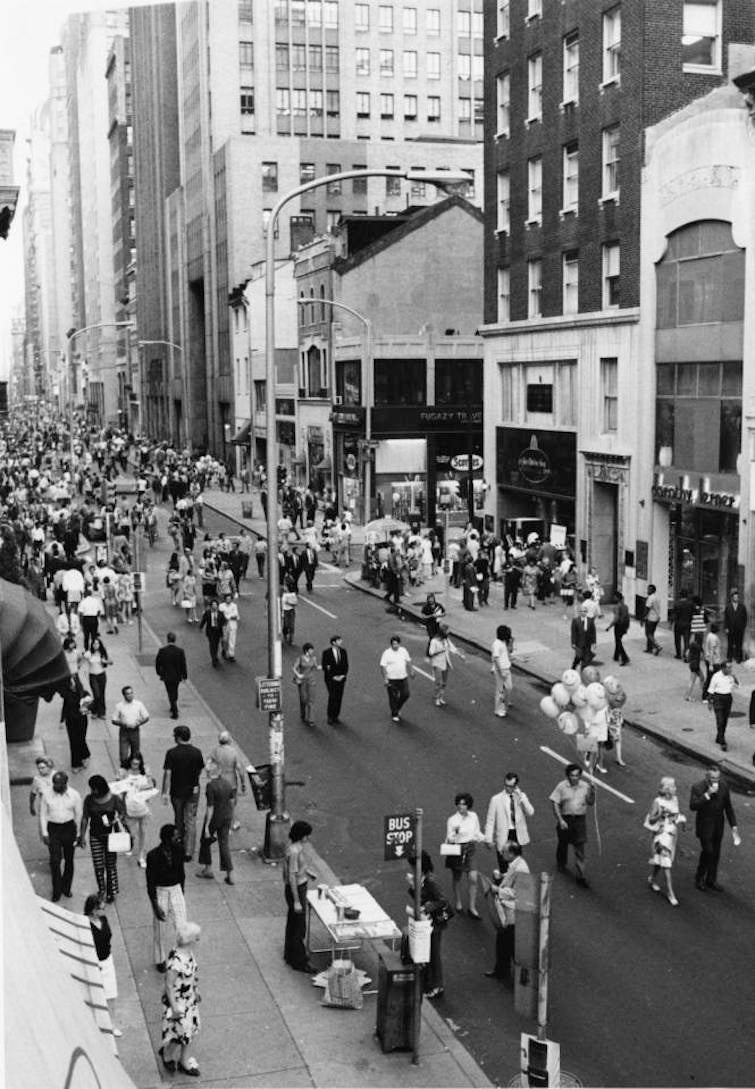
[112,685,150,767]
[379,635,415,724]
[40,771,83,902]
[78,588,104,651]
[707,661,739,751]
[484,842,531,982]
[484,772,535,869]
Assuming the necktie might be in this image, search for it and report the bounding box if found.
[334,649,339,666]
[510,794,516,824]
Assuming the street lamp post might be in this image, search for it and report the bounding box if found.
[67,322,133,454]
[138,339,189,449]
[263,168,469,860]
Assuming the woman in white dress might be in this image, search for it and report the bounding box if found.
[444,792,484,918]
[644,777,686,906]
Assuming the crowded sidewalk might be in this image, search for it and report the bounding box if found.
[201,483,755,789]
[10,597,490,1088]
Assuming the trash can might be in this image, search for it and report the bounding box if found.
[376,948,419,1053]
[241,501,253,519]
[246,764,272,810]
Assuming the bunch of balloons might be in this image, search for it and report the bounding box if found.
[539,665,627,753]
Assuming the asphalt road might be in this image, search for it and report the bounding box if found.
[142,510,755,1088]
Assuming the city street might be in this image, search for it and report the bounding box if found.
[143,509,755,1088]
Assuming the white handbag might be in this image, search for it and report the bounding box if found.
[439,843,462,856]
[107,821,131,854]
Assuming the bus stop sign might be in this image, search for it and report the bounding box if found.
[383,812,415,860]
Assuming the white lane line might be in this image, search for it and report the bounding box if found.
[540,745,635,805]
[413,665,434,682]
[299,596,338,619]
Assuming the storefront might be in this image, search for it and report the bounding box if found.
[496,427,577,543]
[332,406,366,516]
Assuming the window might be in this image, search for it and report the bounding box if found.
[497,171,510,232]
[528,53,542,121]
[239,41,254,68]
[602,125,620,198]
[386,171,402,197]
[497,268,510,322]
[472,55,484,82]
[496,73,510,136]
[325,165,341,193]
[603,243,620,307]
[603,7,621,84]
[276,43,289,69]
[380,50,394,76]
[326,90,340,117]
[563,251,579,314]
[435,359,483,404]
[352,166,367,194]
[463,168,475,200]
[526,381,552,413]
[459,54,471,81]
[291,0,305,24]
[458,10,471,36]
[426,9,440,35]
[292,44,306,70]
[356,49,370,76]
[427,52,441,79]
[300,162,315,184]
[427,96,441,122]
[379,5,393,32]
[326,210,340,233]
[380,93,394,119]
[404,94,418,120]
[262,161,278,191]
[459,97,472,122]
[562,142,579,213]
[527,0,542,19]
[497,0,510,38]
[324,1,338,28]
[683,1,720,69]
[558,362,578,426]
[355,3,369,30]
[404,7,417,33]
[336,360,362,405]
[308,0,322,27]
[563,32,579,104]
[656,221,745,329]
[276,88,290,115]
[309,44,322,70]
[292,89,307,117]
[403,51,418,78]
[238,0,253,21]
[410,167,426,197]
[254,380,266,412]
[240,86,255,130]
[528,260,542,318]
[356,92,370,118]
[275,1,288,23]
[309,89,323,118]
[528,157,542,224]
[374,359,426,405]
[601,358,618,432]
[325,46,339,72]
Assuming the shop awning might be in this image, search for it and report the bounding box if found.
[315,456,332,471]
[231,421,251,445]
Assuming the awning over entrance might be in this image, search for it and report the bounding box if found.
[231,421,251,445]
[315,456,332,471]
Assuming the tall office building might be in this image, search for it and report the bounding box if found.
[480,0,754,613]
[133,0,484,449]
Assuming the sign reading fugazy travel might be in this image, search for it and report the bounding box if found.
[384,812,415,860]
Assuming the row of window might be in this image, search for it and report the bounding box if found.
[495,128,620,234]
[499,358,617,434]
[275,43,340,71]
[356,90,444,122]
[275,88,340,118]
[274,0,339,30]
[496,244,620,322]
[259,161,474,199]
[355,5,482,37]
[355,47,449,79]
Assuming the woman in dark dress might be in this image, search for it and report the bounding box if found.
[60,672,92,772]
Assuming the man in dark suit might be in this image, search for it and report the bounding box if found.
[723,590,748,663]
[570,603,596,670]
[298,542,319,593]
[689,767,739,891]
[155,631,188,718]
[321,634,349,725]
[672,589,694,661]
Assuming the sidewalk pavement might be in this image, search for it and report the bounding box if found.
[10,595,491,1087]
[201,485,755,790]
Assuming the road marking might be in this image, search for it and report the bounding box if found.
[300,597,338,619]
[539,745,635,805]
[413,665,434,682]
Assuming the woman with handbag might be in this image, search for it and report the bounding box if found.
[644,776,686,907]
[60,672,92,772]
[80,774,129,904]
[116,753,157,868]
[83,635,112,720]
[406,850,449,999]
[444,792,484,918]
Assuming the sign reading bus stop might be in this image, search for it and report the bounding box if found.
[384,812,415,860]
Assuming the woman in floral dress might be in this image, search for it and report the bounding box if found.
[644,777,686,907]
[159,921,202,1077]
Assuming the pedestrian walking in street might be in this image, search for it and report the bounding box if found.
[483,843,530,983]
[724,590,748,663]
[219,591,239,660]
[292,642,320,726]
[180,570,198,624]
[643,584,662,655]
[689,767,740,892]
[101,577,120,634]
[197,758,235,884]
[116,753,157,867]
[606,592,630,666]
[159,921,202,1077]
[297,540,318,592]
[283,820,317,974]
[644,777,686,907]
[503,554,521,609]
[672,589,694,661]
[40,771,82,902]
[83,635,112,719]
[491,625,515,717]
[405,850,448,999]
[210,731,246,830]
[254,536,267,578]
[444,792,484,917]
[570,603,596,670]
[80,775,129,904]
[428,624,465,707]
[379,634,415,723]
[685,639,705,701]
[281,577,298,646]
[549,763,595,888]
[111,684,150,768]
[199,598,226,667]
[707,660,739,751]
[420,592,445,650]
[162,726,205,862]
[702,623,723,700]
[155,632,188,719]
[321,634,349,725]
[484,772,534,869]
[60,672,92,772]
[84,894,121,1036]
[78,586,103,651]
[146,824,187,972]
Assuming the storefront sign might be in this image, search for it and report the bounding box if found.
[332,406,365,429]
[497,428,577,498]
[372,405,482,434]
[517,443,551,485]
[450,453,483,472]
[651,473,739,511]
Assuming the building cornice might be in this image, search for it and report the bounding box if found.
[478,308,640,338]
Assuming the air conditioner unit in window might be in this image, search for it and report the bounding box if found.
[334,395,343,405]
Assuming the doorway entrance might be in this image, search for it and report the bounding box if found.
[591,482,618,596]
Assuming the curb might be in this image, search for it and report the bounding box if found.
[343,574,755,793]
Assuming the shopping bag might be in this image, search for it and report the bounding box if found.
[322,958,364,1010]
[107,821,131,853]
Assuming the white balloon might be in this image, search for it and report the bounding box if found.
[571,685,588,708]
[577,703,594,724]
[561,669,580,692]
[551,682,570,708]
[558,710,579,735]
[540,696,560,720]
[586,682,607,708]
[603,675,620,695]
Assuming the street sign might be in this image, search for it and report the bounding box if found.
[132,572,146,593]
[256,676,282,713]
[383,812,415,861]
